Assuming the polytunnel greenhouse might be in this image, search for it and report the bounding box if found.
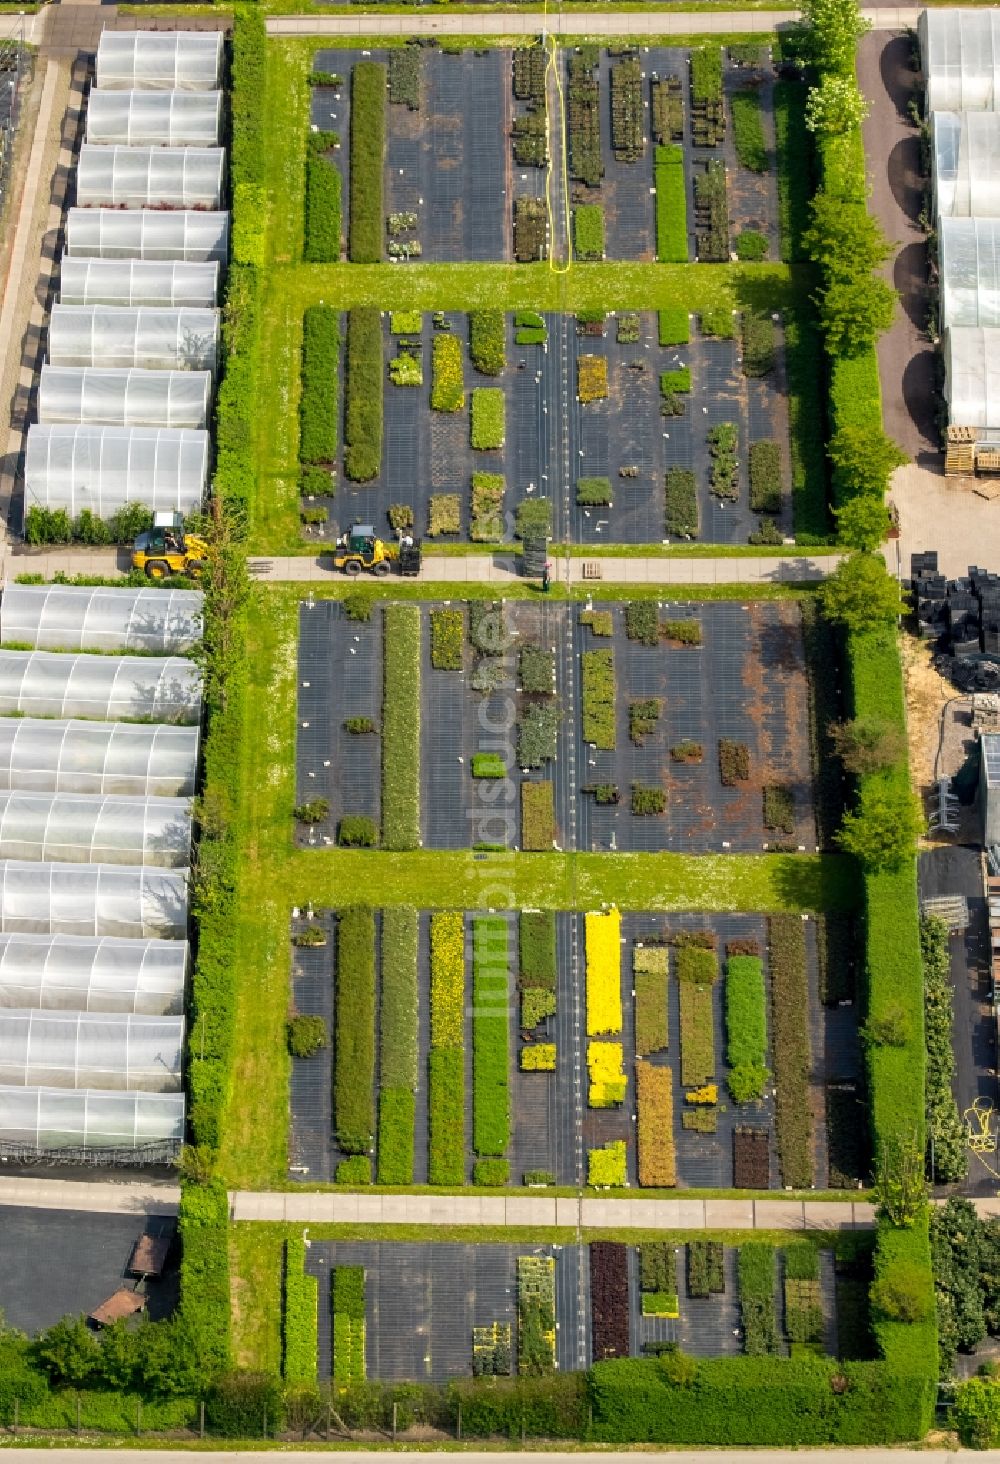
[47,306,219,374]
[60,259,219,308]
[76,145,226,210]
[65,208,229,263]
[0,721,198,799]
[0,862,188,939]
[939,217,1000,328]
[2,584,204,655]
[87,89,222,148]
[0,794,192,869]
[933,111,1000,218]
[0,934,187,1016]
[920,8,1000,113]
[37,367,211,429]
[0,1086,184,1157]
[0,651,202,723]
[96,31,222,92]
[0,1010,184,1092]
[25,424,208,518]
[944,326,1000,442]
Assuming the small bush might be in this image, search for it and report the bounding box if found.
[344,591,373,622]
[658,308,690,346]
[515,497,552,540]
[431,334,464,411]
[578,355,609,403]
[430,608,464,669]
[580,609,613,636]
[522,781,556,850]
[577,477,612,506]
[336,1155,372,1184]
[661,618,702,646]
[520,645,555,694]
[582,650,616,749]
[736,229,768,260]
[588,1139,627,1187]
[719,739,750,785]
[470,310,505,376]
[671,740,703,763]
[338,815,378,847]
[473,1158,510,1186]
[629,697,662,745]
[295,799,329,824]
[471,388,505,449]
[344,717,375,734]
[665,468,698,538]
[428,494,461,536]
[471,472,505,542]
[742,313,776,377]
[625,601,659,645]
[700,306,735,338]
[732,88,767,171]
[521,1043,556,1071]
[655,144,687,262]
[287,1014,328,1058]
[763,784,795,835]
[748,440,782,513]
[632,782,666,815]
[473,752,506,779]
[574,204,605,260]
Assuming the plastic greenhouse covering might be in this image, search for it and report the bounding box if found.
[60,259,219,308]
[0,651,202,723]
[38,367,211,429]
[0,720,198,798]
[0,794,192,869]
[0,1085,184,1154]
[65,208,229,263]
[87,90,222,148]
[0,1010,184,1092]
[47,306,219,373]
[0,933,187,1015]
[933,111,1000,218]
[944,326,1000,441]
[25,425,208,518]
[2,585,204,655]
[940,218,1000,328]
[0,862,188,939]
[76,145,225,210]
[920,9,1000,113]
[96,31,222,93]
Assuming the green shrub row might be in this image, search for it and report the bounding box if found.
[343,307,382,483]
[748,439,782,514]
[381,605,420,849]
[332,1267,366,1385]
[176,1179,231,1377]
[731,89,766,172]
[24,504,152,547]
[299,306,338,465]
[520,910,556,991]
[349,62,386,262]
[378,906,418,1182]
[665,468,698,539]
[429,911,465,1184]
[654,145,687,263]
[766,915,812,1187]
[471,388,505,450]
[304,135,341,263]
[432,333,465,411]
[213,263,260,527]
[921,915,967,1182]
[574,204,605,261]
[473,915,510,1158]
[581,649,615,749]
[334,908,376,1155]
[232,9,266,191]
[377,1087,415,1185]
[430,608,464,670]
[282,1239,318,1383]
[658,307,690,347]
[469,310,505,376]
[738,1242,779,1355]
[725,955,768,1104]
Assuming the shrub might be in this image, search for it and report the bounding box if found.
[513,196,547,261]
[671,740,703,763]
[763,784,795,835]
[522,781,555,851]
[700,306,735,338]
[567,51,603,186]
[695,159,729,260]
[382,605,420,850]
[334,908,376,1154]
[332,1267,366,1384]
[658,307,690,346]
[588,1139,627,1186]
[471,472,505,541]
[388,352,422,387]
[922,917,967,1182]
[517,1255,557,1374]
[625,601,658,646]
[471,388,505,449]
[470,310,505,376]
[428,494,461,536]
[591,1241,630,1362]
[431,910,464,1049]
[344,308,383,482]
[431,334,465,411]
[708,422,739,499]
[578,354,609,402]
[665,468,698,538]
[378,907,418,1183]
[388,46,421,109]
[655,144,687,262]
[521,1043,556,1071]
[344,591,373,622]
[577,476,612,506]
[749,440,782,513]
[473,915,510,1157]
[582,650,616,749]
[735,229,768,261]
[338,815,378,847]
[287,1014,327,1058]
[299,306,339,465]
[336,1154,371,1184]
[688,1240,725,1297]
[662,618,702,646]
[634,945,669,1055]
[473,752,506,779]
[295,799,329,824]
[522,987,555,1025]
[589,1041,626,1107]
[430,608,464,669]
[629,697,662,746]
[518,702,560,769]
[580,608,613,636]
[349,63,386,262]
[719,739,750,785]
[515,497,552,540]
[742,313,776,377]
[768,915,812,1186]
[632,783,666,815]
[574,204,605,260]
[586,907,622,1036]
[474,1157,510,1186]
[738,1243,779,1355]
[637,1061,676,1186]
[429,911,466,1186]
[520,645,555,694]
[304,136,341,263]
[678,946,717,1087]
[732,88,767,171]
[520,910,557,989]
[391,311,422,334]
[725,955,768,1104]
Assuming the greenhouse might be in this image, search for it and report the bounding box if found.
[0,1086,185,1157]
[76,145,226,210]
[87,89,222,148]
[60,259,219,308]
[47,306,219,374]
[944,325,1000,442]
[65,208,229,263]
[0,933,187,1015]
[940,217,1000,328]
[920,8,1000,113]
[933,111,1000,218]
[0,651,202,723]
[0,1010,184,1092]
[96,31,223,93]
[0,794,192,869]
[2,584,204,655]
[0,862,189,939]
[0,721,198,799]
[24,424,208,519]
[37,367,211,429]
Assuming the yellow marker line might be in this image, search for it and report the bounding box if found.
[543,17,572,275]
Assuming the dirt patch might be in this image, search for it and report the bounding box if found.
[901,631,955,800]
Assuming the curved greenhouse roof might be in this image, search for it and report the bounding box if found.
[0,1010,184,1092]
[96,31,223,92]
[0,861,188,939]
[25,424,208,519]
[0,651,202,723]
[939,217,1000,329]
[0,720,198,799]
[87,90,222,148]
[60,259,219,309]
[0,1085,184,1155]
[76,145,225,210]
[2,585,203,655]
[0,933,187,1015]
[944,325,1000,442]
[0,794,192,869]
[65,208,229,263]
[920,8,1000,112]
[48,306,219,374]
[933,111,1000,219]
[38,367,211,429]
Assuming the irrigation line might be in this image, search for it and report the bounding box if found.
[543,24,572,274]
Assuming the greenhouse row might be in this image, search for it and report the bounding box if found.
[95,31,222,93]
[24,424,209,517]
[0,793,192,869]
[0,933,186,1015]
[47,306,220,374]
[0,1010,184,1092]
[76,145,226,210]
[65,209,229,263]
[1,584,204,655]
[86,89,222,149]
[60,259,220,309]
[0,862,188,939]
[37,367,212,429]
[0,719,197,799]
[0,1086,184,1155]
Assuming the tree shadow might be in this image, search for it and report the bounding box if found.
[878,33,919,119]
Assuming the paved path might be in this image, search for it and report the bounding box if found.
[0,1176,180,1215]
[267,8,921,36]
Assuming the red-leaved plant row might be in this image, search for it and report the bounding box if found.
[589,1241,630,1361]
[733,1126,770,1189]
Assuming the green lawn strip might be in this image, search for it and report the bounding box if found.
[265,40,310,267]
[654,145,687,262]
[230,1223,285,1372]
[381,604,421,850]
[472,914,510,1159]
[282,1236,318,1382]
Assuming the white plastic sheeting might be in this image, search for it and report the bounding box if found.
[87,90,222,148]
[944,325,1000,441]
[0,794,192,869]
[48,306,219,373]
[66,208,229,263]
[76,145,225,209]
[0,862,188,939]
[38,367,211,429]
[0,651,202,723]
[0,934,187,1015]
[933,112,1000,218]
[2,585,204,655]
[940,218,1000,328]
[25,425,208,518]
[0,1085,185,1152]
[920,9,1000,113]
[96,31,222,93]
[0,1010,184,1091]
[60,259,219,308]
[0,721,198,799]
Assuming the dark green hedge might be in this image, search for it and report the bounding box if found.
[349,62,386,263]
[177,1180,231,1377]
[335,907,376,1154]
[304,136,342,264]
[299,306,339,465]
[232,9,266,190]
[282,1238,318,1383]
[344,307,383,481]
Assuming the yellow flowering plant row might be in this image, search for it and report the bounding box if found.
[521,1043,556,1072]
[686,1083,718,1105]
[586,906,622,1037]
[430,910,465,1050]
[588,1039,626,1107]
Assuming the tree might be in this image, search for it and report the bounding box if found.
[801,0,871,73]
[834,495,891,551]
[836,782,924,871]
[955,1378,1000,1450]
[818,274,897,356]
[804,194,892,285]
[931,1198,987,1366]
[821,552,906,635]
[829,423,909,500]
[872,1135,926,1227]
[829,716,905,775]
[806,75,870,135]
[33,1316,100,1388]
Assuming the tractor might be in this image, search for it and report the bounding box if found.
[132,512,209,580]
[332,524,421,577]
